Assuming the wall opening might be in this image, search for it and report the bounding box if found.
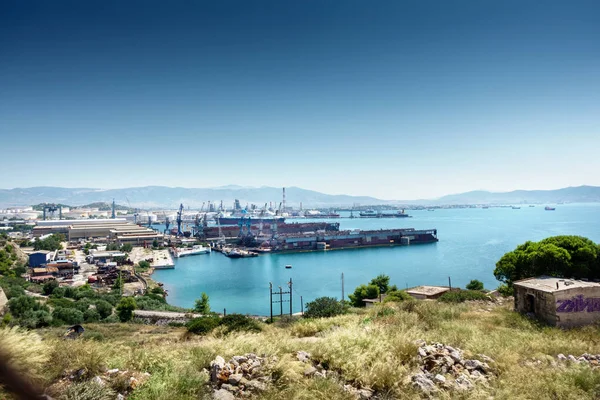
[526,294,535,313]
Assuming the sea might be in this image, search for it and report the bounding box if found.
[153,204,600,316]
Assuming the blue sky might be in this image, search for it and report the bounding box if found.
[1,0,599,200]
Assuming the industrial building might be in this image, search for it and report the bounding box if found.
[405,286,450,300]
[514,276,600,327]
[32,218,163,244]
[28,250,55,267]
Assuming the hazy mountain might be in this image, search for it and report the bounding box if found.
[425,185,600,205]
[1,185,598,209]
[0,186,388,209]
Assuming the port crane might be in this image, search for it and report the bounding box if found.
[163,212,170,234]
[146,212,152,228]
[176,203,184,237]
[126,197,139,224]
[42,203,62,220]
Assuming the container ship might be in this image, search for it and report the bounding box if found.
[263,228,438,252]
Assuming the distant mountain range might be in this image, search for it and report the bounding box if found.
[0,185,599,209]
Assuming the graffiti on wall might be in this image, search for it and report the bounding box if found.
[556,295,600,313]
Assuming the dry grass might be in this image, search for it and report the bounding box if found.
[4,301,600,399]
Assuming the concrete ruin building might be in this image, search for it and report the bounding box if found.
[513,276,600,327]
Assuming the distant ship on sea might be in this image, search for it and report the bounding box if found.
[545,206,556,211]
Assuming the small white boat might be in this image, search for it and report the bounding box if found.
[171,245,211,258]
[285,265,292,269]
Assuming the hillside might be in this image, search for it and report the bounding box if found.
[1,185,600,209]
[2,300,600,399]
[0,186,388,209]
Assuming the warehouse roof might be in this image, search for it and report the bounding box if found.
[514,276,600,293]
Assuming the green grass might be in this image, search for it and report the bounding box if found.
[3,301,600,399]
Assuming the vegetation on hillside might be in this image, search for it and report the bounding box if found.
[33,233,65,252]
[494,235,600,288]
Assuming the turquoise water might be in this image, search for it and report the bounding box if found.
[153,205,600,316]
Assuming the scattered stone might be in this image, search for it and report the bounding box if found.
[91,376,104,386]
[228,373,243,385]
[433,374,446,384]
[245,379,268,392]
[411,373,437,393]
[116,394,125,400]
[213,388,235,400]
[567,355,579,363]
[107,368,120,375]
[455,374,473,391]
[297,350,311,363]
[304,365,318,377]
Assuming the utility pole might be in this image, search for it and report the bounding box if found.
[279,286,283,317]
[289,278,293,316]
[341,272,345,303]
[269,282,273,323]
[448,276,452,290]
[301,296,304,315]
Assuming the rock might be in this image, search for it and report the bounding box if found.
[423,357,439,371]
[443,355,455,366]
[557,354,567,361]
[228,373,243,385]
[91,376,104,386]
[245,379,267,392]
[233,355,248,364]
[297,351,311,363]
[358,388,374,399]
[211,356,226,382]
[417,347,428,358]
[579,357,589,363]
[116,394,125,400]
[424,345,436,355]
[107,368,119,375]
[411,373,437,393]
[464,359,486,372]
[221,383,238,393]
[454,374,473,391]
[213,388,235,400]
[314,370,327,379]
[449,351,462,363]
[568,355,580,363]
[445,346,457,353]
[470,370,484,380]
[304,365,318,377]
[129,376,140,389]
[433,374,446,384]
[479,354,495,363]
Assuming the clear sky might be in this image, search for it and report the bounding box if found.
[1,1,599,200]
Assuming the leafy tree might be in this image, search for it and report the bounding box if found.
[116,297,137,322]
[187,316,220,335]
[120,243,133,253]
[138,260,151,270]
[383,290,412,303]
[8,295,46,318]
[348,284,380,307]
[304,297,345,318]
[194,292,210,314]
[52,307,84,325]
[152,239,159,248]
[369,274,391,294]
[466,280,484,291]
[494,236,600,287]
[84,308,101,322]
[33,234,65,252]
[21,309,52,328]
[42,279,59,295]
[112,272,124,294]
[95,300,113,319]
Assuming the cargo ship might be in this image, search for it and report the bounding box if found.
[217,216,285,225]
[202,221,340,238]
[262,228,438,252]
[545,206,556,211]
[170,245,211,258]
[359,209,410,218]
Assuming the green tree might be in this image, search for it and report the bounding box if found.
[466,280,484,291]
[116,297,137,322]
[304,297,345,318]
[193,292,210,314]
[8,295,47,318]
[52,307,84,325]
[369,274,391,294]
[84,308,101,322]
[112,272,124,294]
[494,236,600,287]
[383,290,412,303]
[95,300,113,319]
[42,279,59,295]
[348,284,380,307]
[33,234,65,252]
[120,243,133,253]
[152,239,159,248]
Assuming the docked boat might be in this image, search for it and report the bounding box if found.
[217,215,285,225]
[359,209,378,218]
[512,206,521,209]
[545,206,556,211]
[224,248,258,258]
[171,245,211,258]
[380,210,410,218]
